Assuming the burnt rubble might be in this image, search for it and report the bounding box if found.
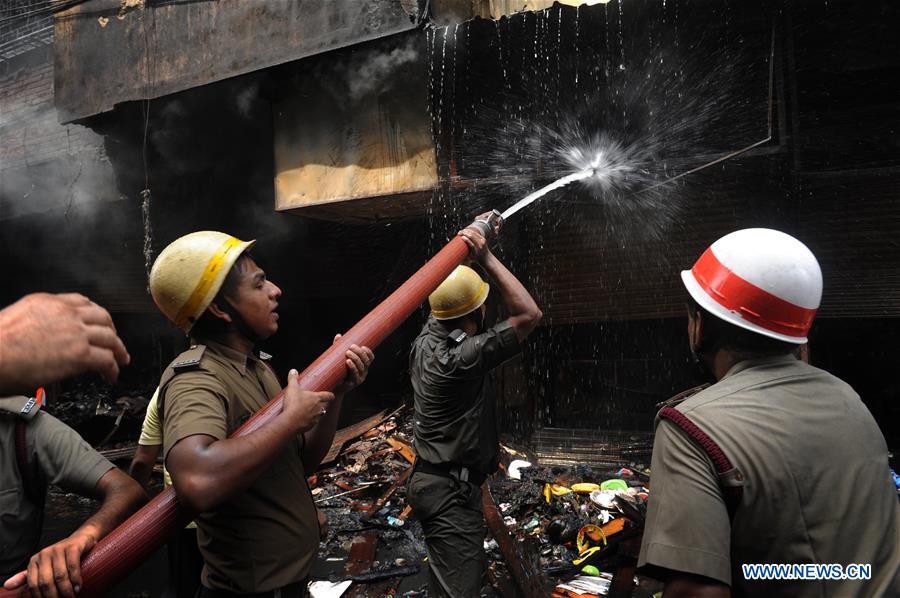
[51,399,662,596]
[306,408,663,597]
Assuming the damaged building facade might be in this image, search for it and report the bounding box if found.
[1,0,898,456]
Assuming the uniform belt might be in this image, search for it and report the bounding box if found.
[414,459,487,486]
[197,581,307,598]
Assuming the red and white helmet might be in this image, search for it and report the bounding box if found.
[681,228,822,344]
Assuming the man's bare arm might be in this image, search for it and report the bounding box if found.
[4,468,146,598]
[167,370,333,513]
[128,444,160,489]
[458,221,542,342]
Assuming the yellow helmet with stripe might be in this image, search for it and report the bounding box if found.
[428,265,489,321]
[150,231,255,333]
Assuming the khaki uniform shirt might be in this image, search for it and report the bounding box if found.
[410,316,520,474]
[638,355,900,597]
[0,396,112,579]
[160,339,318,593]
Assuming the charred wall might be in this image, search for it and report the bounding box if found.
[424,0,900,444]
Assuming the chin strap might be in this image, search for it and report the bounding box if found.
[216,298,262,345]
[690,338,718,383]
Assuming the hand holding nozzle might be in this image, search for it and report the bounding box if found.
[467,210,503,239]
[458,211,502,263]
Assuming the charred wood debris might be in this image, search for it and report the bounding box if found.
[56,385,663,597]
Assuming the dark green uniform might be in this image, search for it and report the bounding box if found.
[0,396,113,581]
[639,355,900,596]
[160,338,318,595]
[407,316,520,597]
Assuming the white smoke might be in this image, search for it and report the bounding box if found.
[234,81,259,118]
[345,39,419,102]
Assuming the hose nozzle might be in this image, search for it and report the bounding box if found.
[468,209,503,238]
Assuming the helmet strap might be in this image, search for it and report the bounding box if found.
[216,297,262,346]
[689,312,717,382]
[690,341,716,383]
[474,307,486,334]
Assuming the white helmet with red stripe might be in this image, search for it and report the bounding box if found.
[681,228,822,344]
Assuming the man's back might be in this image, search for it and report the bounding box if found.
[640,355,900,596]
[409,316,520,474]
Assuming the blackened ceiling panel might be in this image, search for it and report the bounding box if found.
[53,0,421,123]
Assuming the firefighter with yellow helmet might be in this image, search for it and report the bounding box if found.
[407,214,542,597]
[637,229,900,597]
[148,231,374,597]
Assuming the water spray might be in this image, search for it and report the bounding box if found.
[500,169,594,219]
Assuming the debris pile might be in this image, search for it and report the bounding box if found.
[74,399,660,597]
[310,407,662,597]
[310,407,430,596]
[47,379,150,447]
[485,453,662,597]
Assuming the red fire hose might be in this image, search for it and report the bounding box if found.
[0,213,499,597]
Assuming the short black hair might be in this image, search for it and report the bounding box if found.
[218,252,255,300]
[189,252,254,336]
[686,295,795,358]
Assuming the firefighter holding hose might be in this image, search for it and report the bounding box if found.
[148,231,374,598]
[637,229,900,597]
[407,214,542,597]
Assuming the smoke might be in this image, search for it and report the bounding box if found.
[0,129,120,222]
[149,75,263,175]
[346,40,419,102]
[149,99,191,173]
[234,81,259,118]
[314,36,421,106]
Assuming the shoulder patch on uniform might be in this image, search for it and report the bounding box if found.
[655,382,711,410]
[172,345,207,370]
[0,395,42,421]
[447,329,467,344]
[19,396,40,419]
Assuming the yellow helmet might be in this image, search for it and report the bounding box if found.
[149,231,255,333]
[429,265,490,320]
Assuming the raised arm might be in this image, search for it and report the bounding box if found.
[458,220,542,342]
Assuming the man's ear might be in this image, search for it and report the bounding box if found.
[206,301,233,323]
[688,309,704,351]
